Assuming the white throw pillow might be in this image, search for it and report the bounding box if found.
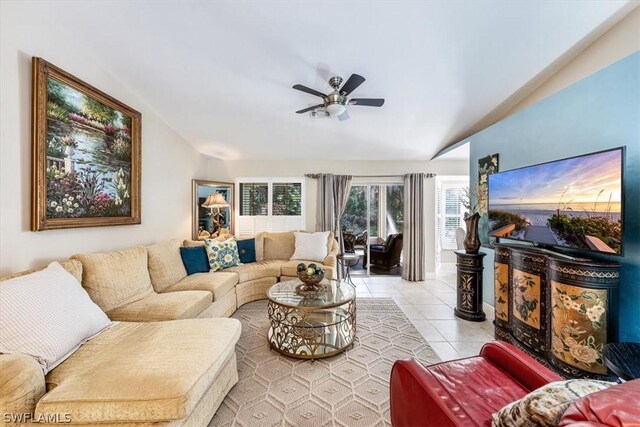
[0,262,112,373]
[291,231,331,262]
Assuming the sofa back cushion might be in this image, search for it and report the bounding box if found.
[0,259,83,284]
[147,240,188,292]
[72,246,154,312]
[261,231,296,261]
[0,262,111,373]
[183,239,204,248]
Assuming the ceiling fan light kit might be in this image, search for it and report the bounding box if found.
[293,73,385,121]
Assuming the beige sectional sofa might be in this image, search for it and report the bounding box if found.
[0,231,337,426]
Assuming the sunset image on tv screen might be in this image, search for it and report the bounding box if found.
[488,148,623,254]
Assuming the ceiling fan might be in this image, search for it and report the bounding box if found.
[293,73,385,121]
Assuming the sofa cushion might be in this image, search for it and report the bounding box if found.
[0,259,83,284]
[223,261,283,283]
[164,272,238,302]
[493,379,614,427]
[147,240,188,292]
[105,291,212,322]
[38,319,241,424]
[0,262,111,373]
[262,231,296,261]
[280,260,335,280]
[72,247,154,313]
[180,246,210,275]
[237,238,256,263]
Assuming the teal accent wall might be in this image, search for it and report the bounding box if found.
[467,52,640,341]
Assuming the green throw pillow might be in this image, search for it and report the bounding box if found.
[204,238,240,272]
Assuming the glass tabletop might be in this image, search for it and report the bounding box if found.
[267,279,356,309]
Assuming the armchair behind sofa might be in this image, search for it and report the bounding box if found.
[364,233,403,269]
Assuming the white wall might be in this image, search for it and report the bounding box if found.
[208,158,468,274]
[507,6,640,115]
[0,2,208,275]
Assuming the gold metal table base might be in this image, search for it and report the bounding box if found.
[267,298,356,360]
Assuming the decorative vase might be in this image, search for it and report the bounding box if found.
[464,212,481,254]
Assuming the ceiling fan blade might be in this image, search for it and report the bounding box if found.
[293,84,327,98]
[340,74,366,95]
[296,104,324,114]
[338,110,350,121]
[351,98,385,107]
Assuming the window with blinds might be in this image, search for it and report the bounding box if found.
[239,183,268,216]
[272,182,302,215]
[438,183,467,250]
[236,178,304,236]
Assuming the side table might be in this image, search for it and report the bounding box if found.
[603,342,640,381]
[337,252,359,286]
[454,251,486,322]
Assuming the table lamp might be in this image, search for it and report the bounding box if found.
[201,193,229,234]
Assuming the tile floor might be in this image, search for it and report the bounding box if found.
[351,273,495,362]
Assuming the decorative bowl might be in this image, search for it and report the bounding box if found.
[295,262,325,294]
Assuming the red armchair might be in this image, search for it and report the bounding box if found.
[390,341,640,427]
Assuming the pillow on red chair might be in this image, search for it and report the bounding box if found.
[558,379,640,426]
[492,379,614,427]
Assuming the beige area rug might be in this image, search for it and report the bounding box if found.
[209,298,440,427]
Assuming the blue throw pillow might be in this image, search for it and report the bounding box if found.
[179,246,209,275]
[237,238,256,263]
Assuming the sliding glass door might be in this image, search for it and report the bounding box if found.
[341,183,404,276]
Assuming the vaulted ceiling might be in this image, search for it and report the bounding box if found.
[32,1,632,160]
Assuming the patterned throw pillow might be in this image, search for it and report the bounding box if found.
[492,379,614,427]
[204,238,240,272]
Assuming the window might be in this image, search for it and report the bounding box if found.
[236,178,304,236]
[437,182,468,250]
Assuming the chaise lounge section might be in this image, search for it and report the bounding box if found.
[0,231,337,425]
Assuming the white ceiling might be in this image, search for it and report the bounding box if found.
[32,1,631,160]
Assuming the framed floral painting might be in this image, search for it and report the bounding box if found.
[31,58,141,231]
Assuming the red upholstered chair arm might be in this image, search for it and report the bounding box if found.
[558,379,640,426]
[480,341,563,391]
[390,358,458,427]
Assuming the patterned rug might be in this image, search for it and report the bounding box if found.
[209,298,440,427]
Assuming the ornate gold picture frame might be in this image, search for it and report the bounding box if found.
[31,58,141,231]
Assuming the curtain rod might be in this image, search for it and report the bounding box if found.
[306,173,435,178]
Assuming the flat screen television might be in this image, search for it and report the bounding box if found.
[488,147,624,255]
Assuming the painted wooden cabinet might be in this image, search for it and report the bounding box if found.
[493,243,619,379]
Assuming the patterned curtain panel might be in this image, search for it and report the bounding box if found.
[402,173,433,281]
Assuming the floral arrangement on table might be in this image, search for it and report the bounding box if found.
[551,285,607,372]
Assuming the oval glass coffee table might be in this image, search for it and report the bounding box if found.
[267,279,356,360]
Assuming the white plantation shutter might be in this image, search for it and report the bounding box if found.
[439,183,466,250]
[236,178,304,236]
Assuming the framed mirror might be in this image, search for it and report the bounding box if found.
[192,179,234,240]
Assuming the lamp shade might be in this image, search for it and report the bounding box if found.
[202,193,228,208]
